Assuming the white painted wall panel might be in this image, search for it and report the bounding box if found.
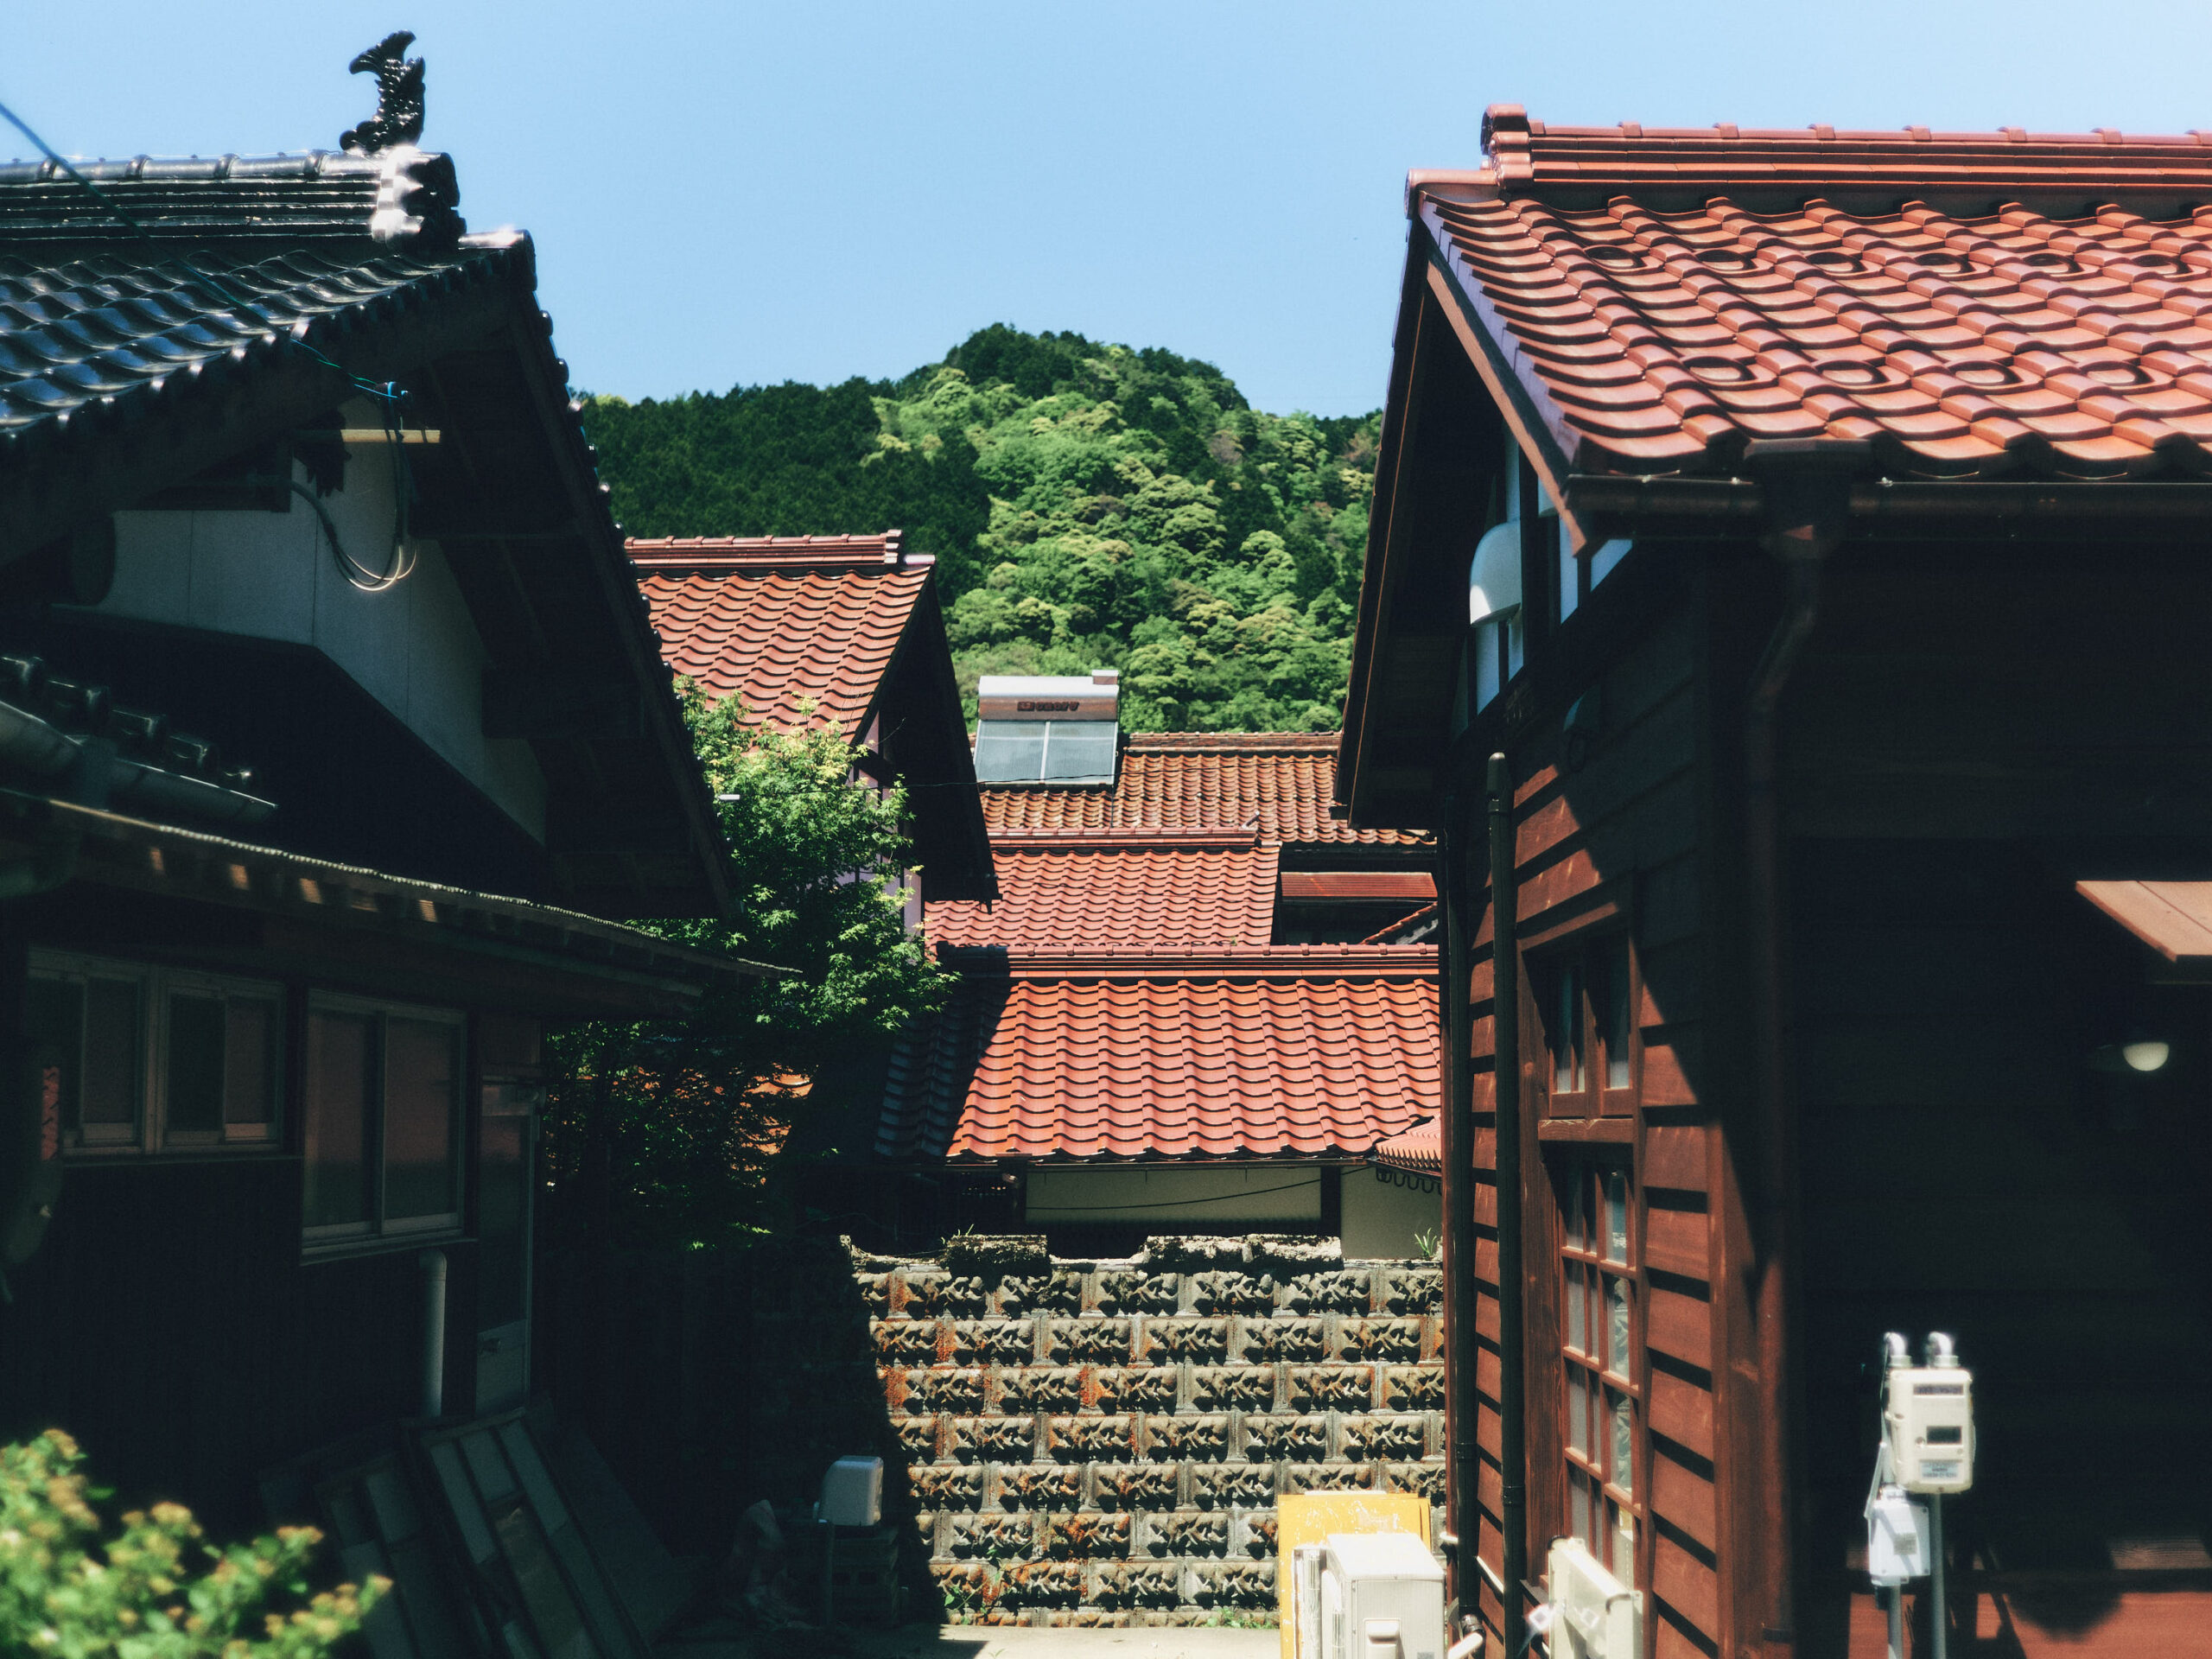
[1340,1165,1440,1261]
[1025,1164,1322,1225]
[99,453,546,839]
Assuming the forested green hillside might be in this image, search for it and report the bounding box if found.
[583,327,1380,733]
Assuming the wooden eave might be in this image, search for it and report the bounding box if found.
[0,791,777,1019]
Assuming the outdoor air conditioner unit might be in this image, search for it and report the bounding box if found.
[1543,1538,1640,1659]
[1317,1531,1446,1659]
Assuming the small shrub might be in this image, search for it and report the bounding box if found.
[0,1429,384,1659]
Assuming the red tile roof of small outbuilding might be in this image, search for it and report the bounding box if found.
[874,949,1439,1163]
[1419,108,2212,480]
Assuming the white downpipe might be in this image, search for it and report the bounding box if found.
[419,1249,448,1418]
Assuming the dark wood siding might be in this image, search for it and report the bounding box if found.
[1460,592,1738,1654]
[0,1156,479,1529]
[1791,840,2212,1659]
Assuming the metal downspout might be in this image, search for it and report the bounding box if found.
[1489,751,1527,1659]
[1740,438,1862,1659]
[1439,775,1482,1622]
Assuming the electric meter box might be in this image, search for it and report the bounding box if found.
[1866,1491,1931,1586]
[1319,1530,1445,1659]
[1883,1364,1974,1494]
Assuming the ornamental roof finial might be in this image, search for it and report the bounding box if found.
[340,31,426,156]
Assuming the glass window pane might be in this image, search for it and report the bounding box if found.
[305,1012,374,1228]
[165,993,226,1134]
[477,1110,529,1328]
[1567,1263,1586,1352]
[1567,1368,1588,1454]
[225,999,276,1126]
[1604,940,1632,1091]
[1039,721,1116,783]
[1610,1389,1634,1495]
[1571,1472,1591,1546]
[971,720,1048,783]
[385,1019,460,1222]
[26,978,83,1136]
[1614,1512,1636,1586]
[1606,1273,1630,1376]
[82,979,140,1128]
[1554,964,1586,1092]
[1605,1170,1629,1263]
[1564,1162,1585,1250]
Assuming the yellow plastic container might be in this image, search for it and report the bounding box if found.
[1277,1491,1433,1659]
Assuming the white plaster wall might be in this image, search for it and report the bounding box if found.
[1025,1164,1323,1225]
[97,450,546,840]
[1340,1164,1441,1261]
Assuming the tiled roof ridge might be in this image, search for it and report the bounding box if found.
[627,530,923,571]
[937,943,1439,979]
[986,825,1261,850]
[1118,731,1339,753]
[0,151,381,185]
[0,148,466,245]
[1476,102,2212,197]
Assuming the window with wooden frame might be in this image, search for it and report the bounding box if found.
[1557,1153,1643,1588]
[27,951,282,1154]
[1535,934,1637,1118]
[302,996,465,1252]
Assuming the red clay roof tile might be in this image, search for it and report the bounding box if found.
[982,732,1424,847]
[927,845,1280,951]
[875,958,1439,1162]
[1421,112,2212,480]
[631,534,927,735]
[1373,1117,1440,1174]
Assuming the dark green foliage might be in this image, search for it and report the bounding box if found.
[541,696,946,1250]
[583,327,1381,733]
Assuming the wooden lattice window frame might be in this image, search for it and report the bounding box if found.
[1555,1152,1644,1589]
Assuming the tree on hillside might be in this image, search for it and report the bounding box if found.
[541,692,946,1250]
[582,326,1381,734]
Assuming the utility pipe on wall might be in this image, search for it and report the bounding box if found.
[419,1248,448,1420]
[1438,779,1480,1618]
[1740,437,1865,1659]
[1489,752,1527,1659]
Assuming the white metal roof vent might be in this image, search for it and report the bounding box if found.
[973,668,1119,785]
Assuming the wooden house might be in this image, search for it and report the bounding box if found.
[0,116,757,1526]
[1337,111,2212,1659]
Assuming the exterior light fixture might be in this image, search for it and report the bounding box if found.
[2088,1036,2172,1075]
[2122,1039,2171,1073]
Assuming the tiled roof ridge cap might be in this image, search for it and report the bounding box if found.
[1471,101,2212,195]
[627,530,923,570]
[0,150,382,184]
[1121,730,1339,752]
[986,825,1262,850]
[938,943,1439,978]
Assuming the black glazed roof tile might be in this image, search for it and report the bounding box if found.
[0,148,507,458]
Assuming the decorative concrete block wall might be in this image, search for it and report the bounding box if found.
[857,1235,1444,1627]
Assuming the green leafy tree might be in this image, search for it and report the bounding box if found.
[0,1429,379,1659]
[542,692,947,1249]
[582,326,1381,735]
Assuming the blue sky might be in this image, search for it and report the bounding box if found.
[11,3,2212,416]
